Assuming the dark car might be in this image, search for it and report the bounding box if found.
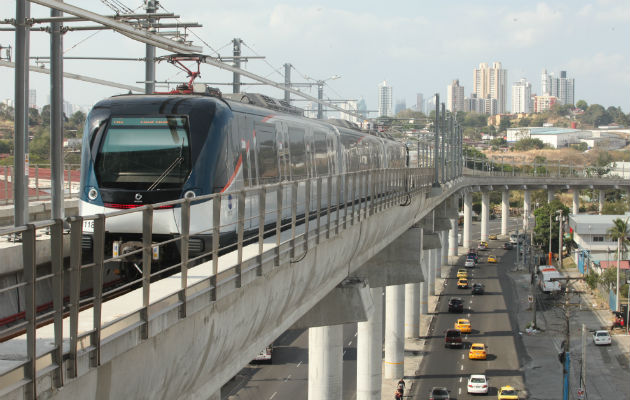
[472,283,485,295]
[429,386,450,400]
[503,242,513,250]
[444,329,463,348]
[448,297,464,312]
[467,252,478,262]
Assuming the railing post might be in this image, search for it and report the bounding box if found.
[180,200,190,315]
[326,176,332,239]
[211,194,220,299]
[290,182,298,258]
[91,215,105,367]
[343,173,349,229]
[275,184,283,266]
[351,172,357,225]
[304,178,311,251]
[141,208,153,337]
[236,190,245,288]
[67,216,83,379]
[257,188,265,275]
[316,177,322,244]
[23,224,36,399]
[336,174,342,235]
[35,165,39,200]
[50,218,64,388]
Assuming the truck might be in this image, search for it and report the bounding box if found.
[537,265,562,294]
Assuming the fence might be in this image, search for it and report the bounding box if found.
[0,165,80,205]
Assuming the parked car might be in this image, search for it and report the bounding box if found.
[472,283,485,295]
[467,374,489,394]
[592,330,612,346]
[444,329,463,348]
[448,297,464,313]
[503,242,513,250]
[429,387,450,400]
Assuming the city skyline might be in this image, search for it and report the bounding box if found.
[0,1,627,116]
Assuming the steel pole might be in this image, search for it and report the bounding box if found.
[317,82,323,119]
[433,93,439,185]
[283,63,291,104]
[232,38,242,93]
[144,0,156,94]
[14,0,30,227]
[50,3,64,221]
[441,103,446,183]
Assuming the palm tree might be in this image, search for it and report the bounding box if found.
[607,217,630,311]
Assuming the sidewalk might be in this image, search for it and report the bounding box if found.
[509,265,630,399]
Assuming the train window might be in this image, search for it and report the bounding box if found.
[255,122,278,184]
[288,126,306,179]
[94,116,191,190]
[314,130,329,176]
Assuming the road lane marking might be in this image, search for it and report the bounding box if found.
[459,388,462,395]
[354,332,357,337]
[460,377,463,383]
[461,354,464,359]
[284,374,291,382]
[460,364,464,370]
[270,392,277,399]
[343,351,346,356]
[348,341,352,346]
[297,361,302,368]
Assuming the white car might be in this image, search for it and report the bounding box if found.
[592,330,612,346]
[467,374,489,394]
[465,258,475,268]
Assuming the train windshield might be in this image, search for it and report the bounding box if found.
[94,116,191,190]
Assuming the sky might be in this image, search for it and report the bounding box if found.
[0,0,628,114]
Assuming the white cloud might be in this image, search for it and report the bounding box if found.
[501,3,564,47]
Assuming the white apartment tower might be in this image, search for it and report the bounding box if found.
[473,62,507,114]
[541,69,575,106]
[377,80,393,117]
[512,78,532,114]
[446,79,465,112]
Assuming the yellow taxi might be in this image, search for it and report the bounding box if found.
[454,318,471,333]
[457,269,468,279]
[489,234,498,240]
[487,255,497,263]
[457,278,469,289]
[468,343,487,360]
[497,385,519,400]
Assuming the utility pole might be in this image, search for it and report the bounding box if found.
[530,230,537,328]
[283,63,291,104]
[232,38,242,93]
[317,81,324,119]
[441,103,446,184]
[562,295,570,400]
[145,0,156,94]
[433,93,439,186]
[14,0,30,227]
[559,212,564,269]
[580,323,586,395]
[549,213,553,265]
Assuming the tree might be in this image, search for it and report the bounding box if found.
[602,201,629,215]
[533,199,570,254]
[575,100,588,111]
[513,138,545,151]
[498,117,511,133]
[489,137,507,148]
[581,104,612,127]
[517,117,532,127]
[607,217,629,311]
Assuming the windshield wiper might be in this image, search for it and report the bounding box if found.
[147,139,184,191]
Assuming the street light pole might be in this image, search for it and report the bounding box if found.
[549,213,553,265]
[559,212,564,269]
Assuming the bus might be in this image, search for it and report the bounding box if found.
[537,265,562,294]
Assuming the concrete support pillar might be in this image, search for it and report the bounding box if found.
[441,231,448,269]
[547,188,555,203]
[463,192,472,249]
[384,285,404,379]
[428,249,436,296]
[598,190,605,215]
[523,190,531,232]
[357,287,383,400]
[481,191,489,242]
[404,283,419,338]
[420,278,428,315]
[448,217,458,257]
[501,190,509,236]
[573,190,579,215]
[308,325,343,400]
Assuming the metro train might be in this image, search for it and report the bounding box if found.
[79,86,409,277]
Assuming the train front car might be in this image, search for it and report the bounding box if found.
[79,94,232,278]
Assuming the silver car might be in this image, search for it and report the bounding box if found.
[592,330,612,346]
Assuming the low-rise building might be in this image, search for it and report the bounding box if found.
[506,127,590,148]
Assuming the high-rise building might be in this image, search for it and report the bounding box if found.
[416,93,424,113]
[534,95,557,113]
[512,78,532,114]
[377,80,393,117]
[340,100,360,124]
[446,79,465,112]
[473,62,507,114]
[541,69,575,106]
[395,99,407,115]
[28,89,36,109]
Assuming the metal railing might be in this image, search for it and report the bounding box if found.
[0,164,80,205]
[463,156,629,179]
[0,167,433,397]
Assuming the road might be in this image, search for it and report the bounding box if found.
[412,236,527,399]
[222,217,524,399]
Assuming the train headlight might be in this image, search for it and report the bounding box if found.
[88,187,98,200]
[184,190,196,199]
